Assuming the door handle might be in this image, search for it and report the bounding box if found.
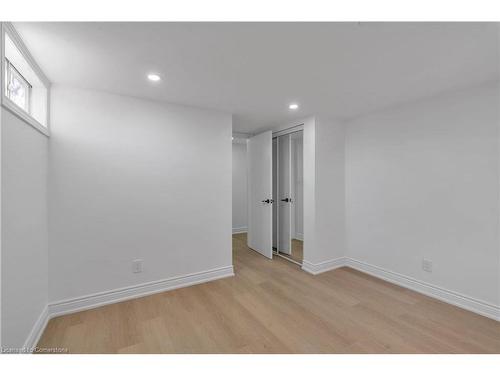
[280,198,291,202]
[261,199,274,204]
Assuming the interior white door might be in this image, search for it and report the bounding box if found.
[277,134,292,254]
[247,130,273,259]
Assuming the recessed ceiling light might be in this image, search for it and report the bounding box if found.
[289,103,299,110]
[147,74,161,82]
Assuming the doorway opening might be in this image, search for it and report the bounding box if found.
[245,124,306,265]
[272,130,304,266]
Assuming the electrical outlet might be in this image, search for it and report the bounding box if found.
[422,259,433,273]
[132,259,143,273]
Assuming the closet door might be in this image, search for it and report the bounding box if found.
[247,131,273,259]
[272,137,278,249]
[277,134,292,254]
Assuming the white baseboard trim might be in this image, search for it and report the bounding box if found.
[48,265,234,319]
[293,233,304,241]
[23,256,499,349]
[23,305,49,351]
[232,227,247,234]
[302,257,347,275]
[300,256,499,321]
[346,258,500,322]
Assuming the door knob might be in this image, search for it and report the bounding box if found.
[261,199,273,204]
[280,198,291,202]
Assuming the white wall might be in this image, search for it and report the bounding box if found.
[232,142,247,233]
[1,108,48,347]
[345,83,500,306]
[302,118,316,264]
[48,87,233,303]
[310,117,346,264]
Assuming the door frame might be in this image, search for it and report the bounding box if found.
[273,125,304,261]
[242,118,313,270]
[271,119,312,269]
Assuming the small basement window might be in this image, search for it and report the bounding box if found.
[5,58,32,112]
[1,23,50,135]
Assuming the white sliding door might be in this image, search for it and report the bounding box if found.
[277,134,292,254]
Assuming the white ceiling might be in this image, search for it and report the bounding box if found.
[14,22,499,133]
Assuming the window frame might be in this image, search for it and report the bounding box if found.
[1,22,50,137]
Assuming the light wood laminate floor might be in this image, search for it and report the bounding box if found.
[37,233,500,353]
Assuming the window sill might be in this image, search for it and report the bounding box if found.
[1,95,49,137]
